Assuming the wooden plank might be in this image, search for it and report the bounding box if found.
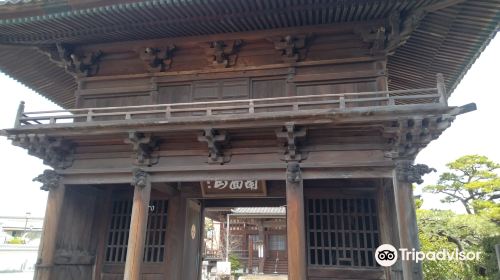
[34,182,66,280]
[123,171,152,280]
[285,162,306,280]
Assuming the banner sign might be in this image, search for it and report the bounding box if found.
[201,180,267,197]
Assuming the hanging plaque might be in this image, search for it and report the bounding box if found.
[201,180,267,197]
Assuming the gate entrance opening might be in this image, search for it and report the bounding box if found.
[202,205,288,279]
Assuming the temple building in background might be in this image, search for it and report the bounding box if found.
[0,0,498,279]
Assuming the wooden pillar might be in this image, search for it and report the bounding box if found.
[286,161,307,280]
[124,168,151,280]
[377,179,403,280]
[393,161,425,280]
[33,170,65,280]
[258,220,265,273]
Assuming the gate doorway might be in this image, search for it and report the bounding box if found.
[200,199,288,280]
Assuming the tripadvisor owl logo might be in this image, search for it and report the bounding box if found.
[374,244,482,266]
[375,244,398,267]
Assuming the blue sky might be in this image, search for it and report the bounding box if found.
[0,36,498,217]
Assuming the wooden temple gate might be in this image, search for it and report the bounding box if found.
[1,0,497,279]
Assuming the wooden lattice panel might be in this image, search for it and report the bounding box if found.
[105,199,168,263]
[306,198,379,268]
[144,199,168,262]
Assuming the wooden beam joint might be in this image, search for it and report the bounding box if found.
[124,131,160,166]
[197,128,230,164]
[10,134,74,169]
[204,40,243,68]
[139,45,176,72]
[269,35,309,62]
[39,43,103,77]
[276,122,307,162]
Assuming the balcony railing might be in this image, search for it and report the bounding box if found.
[13,74,448,128]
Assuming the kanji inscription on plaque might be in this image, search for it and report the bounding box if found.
[201,180,267,197]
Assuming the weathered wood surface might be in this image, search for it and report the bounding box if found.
[285,162,306,280]
[377,179,403,280]
[34,181,66,280]
[17,88,440,127]
[123,171,152,280]
[393,169,423,280]
[181,199,202,280]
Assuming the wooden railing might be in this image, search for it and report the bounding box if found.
[13,74,448,128]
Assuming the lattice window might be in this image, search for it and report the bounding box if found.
[105,199,132,263]
[144,199,168,262]
[105,199,168,263]
[306,198,379,268]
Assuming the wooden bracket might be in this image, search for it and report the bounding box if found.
[286,161,302,183]
[55,43,103,77]
[10,134,74,169]
[139,45,176,72]
[384,115,456,159]
[269,35,308,62]
[204,40,243,68]
[276,122,307,161]
[197,128,230,164]
[124,132,160,166]
[395,161,436,184]
[131,168,149,188]
[33,170,61,191]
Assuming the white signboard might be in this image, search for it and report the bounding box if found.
[216,261,231,275]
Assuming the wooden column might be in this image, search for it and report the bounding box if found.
[286,161,307,280]
[33,170,65,280]
[124,168,151,280]
[377,179,403,280]
[258,220,265,273]
[393,161,432,280]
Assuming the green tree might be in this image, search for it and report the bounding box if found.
[423,155,500,222]
[417,209,500,279]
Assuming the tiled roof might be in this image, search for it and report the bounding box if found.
[232,207,286,216]
[0,0,498,108]
[0,0,38,5]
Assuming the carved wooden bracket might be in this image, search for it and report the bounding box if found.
[355,8,427,56]
[10,134,74,169]
[197,128,230,164]
[269,35,308,63]
[139,45,176,72]
[383,115,455,159]
[396,161,436,184]
[204,40,243,68]
[33,170,61,191]
[276,122,307,162]
[124,132,160,166]
[56,43,103,77]
[354,25,387,55]
[286,161,302,183]
[131,168,148,188]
